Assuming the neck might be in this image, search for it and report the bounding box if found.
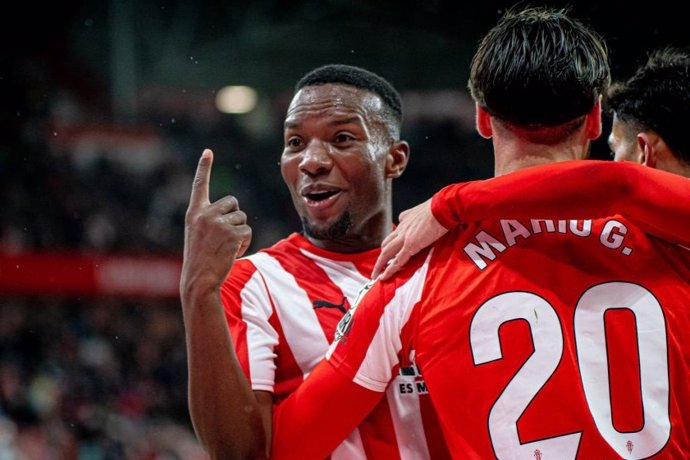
[491,124,592,176]
[305,230,386,253]
[655,147,690,179]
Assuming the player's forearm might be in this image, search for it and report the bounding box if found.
[181,285,267,460]
[431,161,625,227]
[616,163,690,245]
[431,161,690,245]
[270,360,382,459]
[432,161,632,227]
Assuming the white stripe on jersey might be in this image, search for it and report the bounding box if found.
[386,385,431,460]
[299,248,370,304]
[239,268,279,392]
[331,431,366,460]
[352,251,432,391]
[249,252,330,377]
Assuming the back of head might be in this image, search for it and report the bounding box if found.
[295,64,403,137]
[469,6,610,127]
[606,47,690,165]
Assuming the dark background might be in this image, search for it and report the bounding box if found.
[3,0,688,252]
[0,1,687,457]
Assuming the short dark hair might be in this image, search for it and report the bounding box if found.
[295,64,403,134]
[606,47,690,165]
[469,6,610,127]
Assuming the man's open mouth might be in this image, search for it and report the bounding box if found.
[305,190,339,202]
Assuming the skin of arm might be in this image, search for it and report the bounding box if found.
[180,149,268,459]
[270,359,384,460]
[374,160,690,279]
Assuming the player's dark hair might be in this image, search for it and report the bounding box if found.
[296,64,402,133]
[469,6,610,127]
[606,47,690,165]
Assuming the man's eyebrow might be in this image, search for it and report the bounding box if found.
[284,116,363,130]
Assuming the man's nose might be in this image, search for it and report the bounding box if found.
[299,141,333,176]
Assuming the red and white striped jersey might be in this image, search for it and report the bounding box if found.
[328,217,690,459]
[221,232,449,459]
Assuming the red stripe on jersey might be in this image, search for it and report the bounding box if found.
[420,395,451,459]
[222,258,257,380]
[358,396,401,460]
[269,311,304,403]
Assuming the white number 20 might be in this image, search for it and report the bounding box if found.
[470,282,670,459]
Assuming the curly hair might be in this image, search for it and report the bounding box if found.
[606,47,690,164]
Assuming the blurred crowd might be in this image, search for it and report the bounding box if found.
[0,298,206,459]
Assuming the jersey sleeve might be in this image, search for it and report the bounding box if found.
[220,258,279,392]
[430,160,690,245]
[270,359,383,460]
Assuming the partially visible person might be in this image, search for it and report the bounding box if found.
[180,64,449,459]
[607,46,690,176]
[263,7,690,459]
[373,46,690,279]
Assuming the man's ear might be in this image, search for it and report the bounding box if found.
[638,132,658,168]
[476,104,493,139]
[585,98,602,140]
[386,140,410,179]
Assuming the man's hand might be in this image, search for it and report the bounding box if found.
[372,198,448,280]
[180,149,252,296]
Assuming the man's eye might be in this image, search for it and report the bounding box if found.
[334,133,354,143]
[287,138,303,148]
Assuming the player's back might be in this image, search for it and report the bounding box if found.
[416,216,690,459]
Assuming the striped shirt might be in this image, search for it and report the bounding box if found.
[221,232,449,459]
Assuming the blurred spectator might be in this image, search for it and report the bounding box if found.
[0,298,207,459]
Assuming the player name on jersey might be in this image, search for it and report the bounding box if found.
[465,218,632,270]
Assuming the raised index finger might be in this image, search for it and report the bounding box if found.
[190,149,213,208]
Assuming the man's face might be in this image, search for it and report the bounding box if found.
[608,114,643,163]
[281,83,392,243]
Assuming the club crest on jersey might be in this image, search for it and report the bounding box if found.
[352,278,375,306]
[334,308,354,343]
[334,279,375,343]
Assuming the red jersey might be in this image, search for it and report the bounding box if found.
[431,160,689,247]
[329,216,690,459]
[322,161,690,459]
[221,232,449,459]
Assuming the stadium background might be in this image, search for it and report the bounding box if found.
[0,0,687,457]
